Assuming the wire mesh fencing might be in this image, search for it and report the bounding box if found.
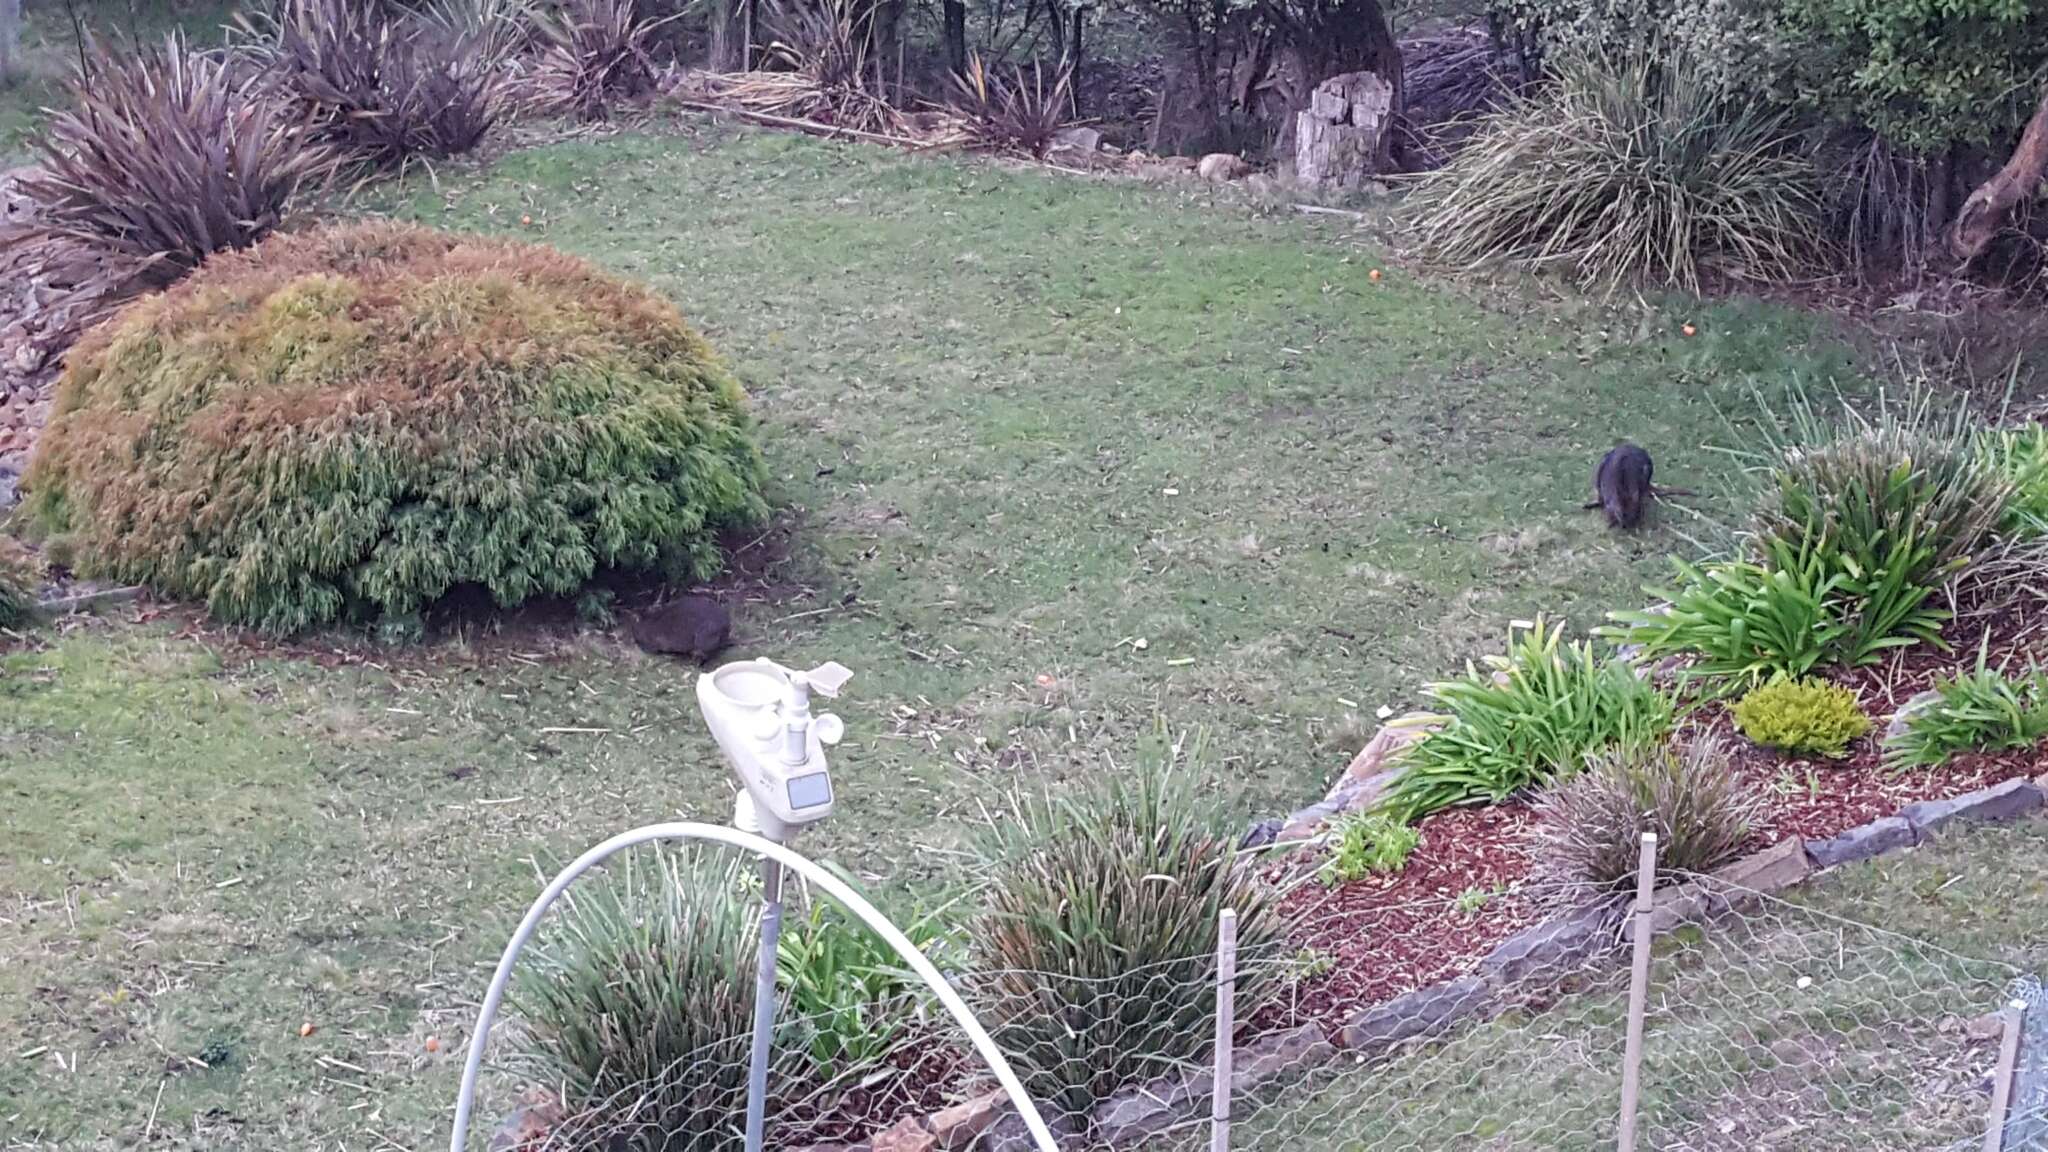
[486,844,2040,1152]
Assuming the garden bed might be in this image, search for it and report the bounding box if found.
[1272,616,2048,1040]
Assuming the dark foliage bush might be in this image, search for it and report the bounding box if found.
[239,0,511,170]
[1,35,333,286]
[969,734,1291,1124]
[950,53,1074,159]
[526,0,669,123]
[25,221,769,635]
[1530,739,1759,909]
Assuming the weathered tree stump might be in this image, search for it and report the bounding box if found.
[1294,71,1393,190]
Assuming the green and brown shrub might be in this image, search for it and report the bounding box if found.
[0,539,40,629]
[25,221,768,635]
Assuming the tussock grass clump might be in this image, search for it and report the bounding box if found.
[512,849,764,1152]
[239,0,515,171]
[1530,739,1759,908]
[526,0,671,123]
[25,222,769,635]
[2,35,333,286]
[1409,45,1822,291]
[970,733,1291,1123]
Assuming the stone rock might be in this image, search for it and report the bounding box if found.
[930,1092,1006,1151]
[1197,153,1251,182]
[1092,1073,1200,1144]
[1804,816,1917,870]
[976,1108,1072,1152]
[1294,71,1394,189]
[489,1088,563,1152]
[1705,836,1810,904]
[873,1117,939,1152]
[1478,909,1613,986]
[1340,975,1491,1055]
[1231,1022,1335,1095]
[1886,689,1942,741]
[1240,817,1282,849]
[1621,880,1712,943]
[1966,1011,2008,1044]
[1898,778,2045,837]
[1048,125,1102,155]
[1343,716,1434,784]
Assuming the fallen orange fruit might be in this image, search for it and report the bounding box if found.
[1368,269,1382,282]
[1681,323,1697,337]
[298,1022,315,1038]
[424,1036,441,1053]
[521,214,534,226]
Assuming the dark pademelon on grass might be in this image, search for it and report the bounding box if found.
[24,221,770,635]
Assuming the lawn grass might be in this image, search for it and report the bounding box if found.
[0,124,1902,1148]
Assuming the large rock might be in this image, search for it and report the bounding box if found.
[1899,778,2044,837]
[1478,909,1613,986]
[1294,71,1394,189]
[1707,836,1810,901]
[1340,976,1491,1055]
[873,1117,939,1152]
[1197,153,1252,182]
[977,1108,1072,1152]
[1805,816,1917,870]
[930,1093,1007,1151]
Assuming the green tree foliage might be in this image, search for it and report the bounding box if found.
[1778,0,2048,157]
[26,222,769,635]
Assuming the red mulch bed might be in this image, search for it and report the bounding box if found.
[1278,616,2048,1040]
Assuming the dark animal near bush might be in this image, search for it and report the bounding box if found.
[1588,443,1654,529]
[630,596,732,662]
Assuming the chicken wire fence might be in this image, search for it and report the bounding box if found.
[491,858,2041,1152]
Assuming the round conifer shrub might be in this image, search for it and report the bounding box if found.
[25,222,768,635]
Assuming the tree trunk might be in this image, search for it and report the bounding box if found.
[708,0,742,72]
[0,0,21,88]
[943,0,967,75]
[1954,86,2048,262]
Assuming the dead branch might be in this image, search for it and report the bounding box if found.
[1953,85,2048,262]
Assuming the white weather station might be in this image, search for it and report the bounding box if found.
[447,656,1061,1152]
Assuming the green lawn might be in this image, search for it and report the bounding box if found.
[0,125,1892,1148]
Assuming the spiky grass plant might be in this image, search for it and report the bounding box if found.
[1378,618,1675,822]
[1,35,333,286]
[238,0,516,170]
[1604,548,1849,684]
[526,0,674,123]
[950,53,1074,159]
[512,848,764,1152]
[1981,422,2048,538]
[25,222,769,635]
[1409,43,1823,291]
[1882,646,2048,769]
[969,730,1291,1124]
[1529,739,1759,909]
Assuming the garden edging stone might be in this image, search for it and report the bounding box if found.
[1804,815,1917,870]
[1898,778,2044,838]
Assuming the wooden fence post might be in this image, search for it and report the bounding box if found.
[1617,832,1658,1152]
[1212,908,1238,1152]
[1985,998,2029,1152]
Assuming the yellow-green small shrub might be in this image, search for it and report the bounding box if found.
[1733,677,1869,758]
